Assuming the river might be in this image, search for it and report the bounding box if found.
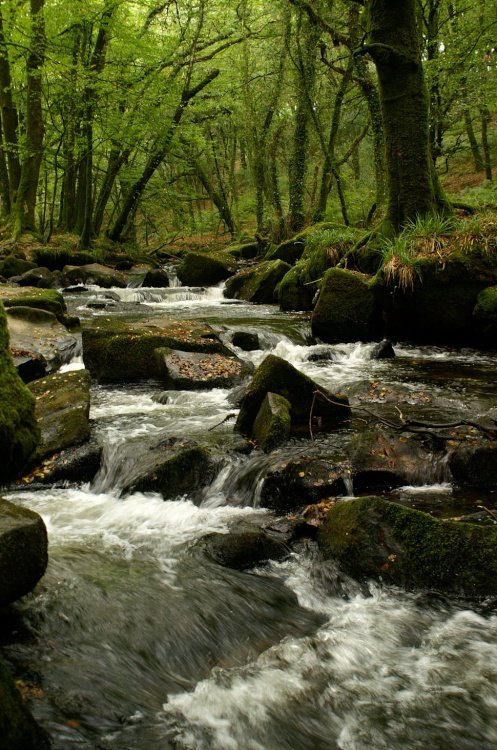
[4,281,497,749]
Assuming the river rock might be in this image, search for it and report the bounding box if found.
[13,266,63,289]
[449,441,497,489]
[118,437,216,500]
[0,303,40,484]
[311,268,377,343]
[235,354,350,438]
[370,339,395,359]
[0,285,67,319]
[203,530,289,570]
[6,305,79,372]
[260,455,348,513]
[349,428,445,492]
[0,655,50,750]
[176,252,234,286]
[155,349,252,390]
[0,254,36,278]
[11,351,47,383]
[142,268,170,287]
[231,331,260,351]
[224,260,291,304]
[318,496,497,597]
[23,440,102,486]
[0,497,48,605]
[82,316,231,382]
[252,392,291,452]
[28,370,91,460]
[63,262,127,288]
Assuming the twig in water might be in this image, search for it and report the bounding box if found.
[208,413,237,431]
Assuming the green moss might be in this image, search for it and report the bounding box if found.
[0,255,36,278]
[0,303,40,484]
[252,392,291,452]
[311,268,377,343]
[176,252,234,286]
[0,287,67,319]
[224,260,291,304]
[475,286,497,315]
[318,496,497,597]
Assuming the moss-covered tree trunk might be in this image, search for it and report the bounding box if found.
[359,0,450,234]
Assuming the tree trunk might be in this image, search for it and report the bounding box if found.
[480,105,493,182]
[0,6,20,204]
[13,0,46,238]
[360,0,450,234]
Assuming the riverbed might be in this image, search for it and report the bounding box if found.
[4,281,497,749]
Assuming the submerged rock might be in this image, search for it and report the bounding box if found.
[0,655,50,750]
[0,497,47,606]
[28,369,91,460]
[318,496,497,597]
[235,354,350,438]
[203,530,289,570]
[155,348,252,390]
[0,303,40,484]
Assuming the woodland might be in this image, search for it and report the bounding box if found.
[0,0,495,253]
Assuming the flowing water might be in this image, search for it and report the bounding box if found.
[4,282,497,749]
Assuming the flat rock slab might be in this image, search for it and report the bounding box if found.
[82,316,231,382]
[63,263,127,288]
[0,497,48,606]
[157,349,252,389]
[28,370,91,460]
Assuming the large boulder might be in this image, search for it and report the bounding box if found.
[260,455,348,513]
[119,438,216,500]
[13,266,63,289]
[82,316,230,382]
[224,260,291,304]
[0,254,36,278]
[176,252,234,286]
[28,369,91,460]
[449,441,497,489]
[23,440,102,486]
[0,497,47,606]
[0,303,40,485]
[63,262,127,288]
[203,530,289,570]
[311,268,377,343]
[155,349,252,390]
[318,496,497,597]
[0,655,50,750]
[373,254,497,346]
[0,285,67,320]
[235,354,350,437]
[6,305,79,373]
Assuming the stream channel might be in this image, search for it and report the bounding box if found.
[4,279,497,749]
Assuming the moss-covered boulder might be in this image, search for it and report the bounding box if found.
[318,496,497,597]
[22,440,102,486]
[224,260,291,304]
[311,268,377,343]
[0,655,50,750]
[117,437,216,500]
[449,441,497,489]
[231,331,260,351]
[235,354,350,437]
[373,254,497,346]
[28,370,91,460]
[82,316,230,382]
[63,262,127,288]
[0,304,40,485]
[224,241,260,260]
[142,268,170,287]
[0,285,67,320]
[0,254,36,278]
[0,497,47,605]
[176,252,234,286]
[260,455,348,513]
[14,266,62,289]
[155,348,252,390]
[252,392,291,452]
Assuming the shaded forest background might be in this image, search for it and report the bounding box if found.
[0,0,495,250]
